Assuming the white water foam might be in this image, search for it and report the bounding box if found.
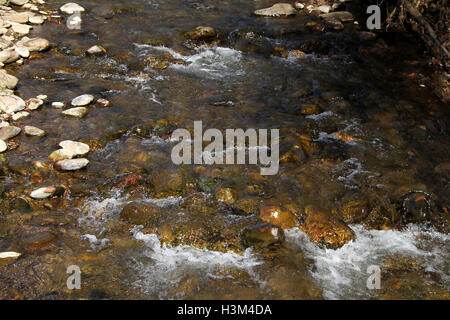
[131,229,262,298]
[286,224,450,299]
[134,44,244,79]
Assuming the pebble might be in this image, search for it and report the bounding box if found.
[0,125,21,140]
[11,23,31,35]
[0,252,21,259]
[28,15,45,25]
[0,69,18,89]
[0,139,6,152]
[24,125,45,136]
[71,94,94,106]
[52,101,64,108]
[86,45,106,55]
[30,186,55,199]
[36,94,48,100]
[96,98,110,107]
[60,3,85,14]
[318,5,331,14]
[55,158,89,171]
[61,106,88,118]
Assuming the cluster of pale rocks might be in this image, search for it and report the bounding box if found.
[253,2,355,30]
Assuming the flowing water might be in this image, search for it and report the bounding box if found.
[0,0,449,299]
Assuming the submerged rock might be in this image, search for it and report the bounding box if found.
[259,206,297,229]
[241,223,285,248]
[55,158,89,171]
[18,37,50,52]
[184,26,217,41]
[299,205,355,249]
[254,3,297,17]
[30,186,56,199]
[24,126,45,137]
[120,202,162,226]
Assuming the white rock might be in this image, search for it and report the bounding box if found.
[11,23,31,35]
[59,140,90,156]
[71,94,94,106]
[36,94,48,100]
[87,45,105,55]
[294,3,305,9]
[0,48,20,64]
[61,106,87,118]
[29,15,45,25]
[24,125,45,136]
[52,101,64,108]
[14,45,30,58]
[56,158,89,171]
[17,37,50,52]
[11,0,30,5]
[60,3,85,14]
[11,111,29,121]
[0,251,21,259]
[0,139,6,152]
[254,3,297,17]
[30,187,55,199]
[0,120,9,128]
[49,148,75,161]
[26,97,44,110]
[0,95,25,114]
[0,69,18,89]
[318,5,331,13]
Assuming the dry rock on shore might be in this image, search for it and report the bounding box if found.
[254,3,297,17]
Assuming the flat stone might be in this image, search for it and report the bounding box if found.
[28,15,45,25]
[320,11,354,22]
[52,102,64,108]
[61,106,87,118]
[30,187,55,199]
[11,23,31,35]
[17,37,50,52]
[71,94,94,106]
[0,95,25,114]
[0,251,21,259]
[254,3,297,17]
[60,3,85,14]
[86,45,106,55]
[55,158,89,171]
[0,49,20,64]
[24,125,45,136]
[59,140,90,156]
[15,45,30,58]
[0,125,21,140]
[48,148,75,161]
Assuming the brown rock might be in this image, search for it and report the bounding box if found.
[259,206,297,229]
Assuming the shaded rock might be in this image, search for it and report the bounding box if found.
[320,11,354,22]
[22,231,56,250]
[254,3,297,17]
[55,158,89,171]
[259,206,297,229]
[24,126,45,137]
[0,125,21,140]
[401,191,432,223]
[241,223,285,248]
[71,94,94,106]
[11,197,32,213]
[60,2,85,14]
[0,95,25,114]
[299,205,355,249]
[61,106,88,118]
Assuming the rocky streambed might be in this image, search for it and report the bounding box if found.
[0,0,449,299]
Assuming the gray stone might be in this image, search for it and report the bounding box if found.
[71,94,94,106]
[0,95,25,114]
[0,125,21,140]
[254,3,297,17]
[61,107,87,118]
[56,158,89,171]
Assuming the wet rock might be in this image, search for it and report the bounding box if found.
[254,3,297,17]
[120,202,162,226]
[26,98,44,110]
[59,140,90,157]
[22,231,56,250]
[197,176,222,193]
[144,55,170,70]
[55,158,89,171]
[216,187,237,204]
[86,45,106,56]
[0,139,6,153]
[11,111,29,121]
[299,205,355,249]
[24,126,45,137]
[333,199,369,224]
[71,94,94,106]
[320,11,353,22]
[0,95,25,114]
[0,49,20,64]
[185,26,217,41]
[11,197,32,213]
[96,98,110,107]
[17,37,50,52]
[241,223,285,248]
[0,70,18,89]
[0,125,21,140]
[48,148,75,161]
[61,106,88,118]
[30,186,56,199]
[401,191,432,223]
[259,206,297,229]
[60,2,85,14]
